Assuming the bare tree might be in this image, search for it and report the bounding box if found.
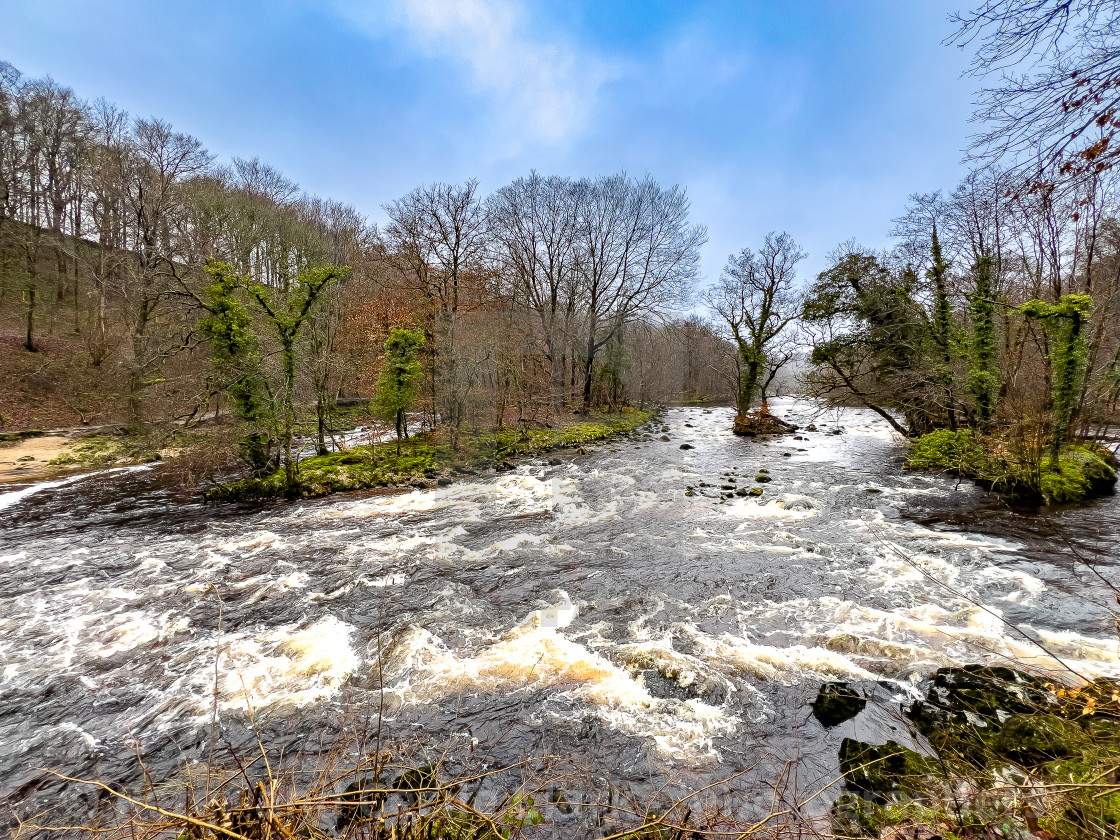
[382,180,488,446]
[950,0,1120,187]
[706,231,804,433]
[486,172,579,421]
[571,173,706,412]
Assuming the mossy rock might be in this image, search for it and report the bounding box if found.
[755,474,771,483]
[838,739,933,798]
[812,682,867,728]
[831,792,885,838]
[734,487,748,497]
[659,435,670,441]
[992,713,1091,766]
[747,487,763,496]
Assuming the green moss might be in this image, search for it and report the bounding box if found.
[838,739,933,798]
[907,430,1116,505]
[905,429,989,474]
[206,410,655,502]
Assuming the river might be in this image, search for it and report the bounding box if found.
[1,400,1118,831]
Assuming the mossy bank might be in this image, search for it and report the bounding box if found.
[826,667,1120,838]
[905,428,1118,504]
[206,409,657,502]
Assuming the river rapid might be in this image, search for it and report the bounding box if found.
[1,400,1118,829]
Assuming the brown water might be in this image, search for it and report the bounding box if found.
[1,400,1117,829]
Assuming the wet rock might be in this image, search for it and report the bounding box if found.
[436,477,453,486]
[684,490,694,497]
[680,443,694,450]
[838,738,932,798]
[865,487,881,493]
[16,455,34,462]
[336,777,387,830]
[720,484,735,490]
[993,714,1090,765]
[747,487,763,496]
[782,452,791,457]
[734,488,748,497]
[830,428,843,435]
[805,424,818,432]
[812,682,867,728]
[659,435,670,441]
[754,474,771,483]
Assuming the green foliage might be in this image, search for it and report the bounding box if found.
[906,430,1116,503]
[1017,293,1093,469]
[905,429,988,474]
[966,252,998,421]
[206,410,654,502]
[199,261,255,364]
[372,327,425,451]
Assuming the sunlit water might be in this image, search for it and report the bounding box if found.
[1,400,1118,826]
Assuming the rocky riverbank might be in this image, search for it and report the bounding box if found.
[822,667,1120,838]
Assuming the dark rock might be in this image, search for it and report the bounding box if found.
[680,443,694,450]
[436,477,453,486]
[660,435,670,441]
[865,487,881,493]
[812,682,867,728]
[336,777,387,830]
[734,488,748,497]
[805,424,818,432]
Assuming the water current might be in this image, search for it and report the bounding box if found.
[1,400,1118,828]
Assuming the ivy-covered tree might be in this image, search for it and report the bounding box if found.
[372,327,426,456]
[705,232,804,434]
[1018,293,1094,469]
[198,260,271,470]
[244,265,349,492]
[966,252,998,423]
[926,224,958,430]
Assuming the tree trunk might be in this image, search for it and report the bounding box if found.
[281,337,298,492]
[24,285,37,352]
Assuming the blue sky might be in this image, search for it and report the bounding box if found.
[3,0,976,284]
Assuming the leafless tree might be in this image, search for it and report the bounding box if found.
[486,172,579,421]
[705,231,804,432]
[570,173,706,412]
[950,0,1120,187]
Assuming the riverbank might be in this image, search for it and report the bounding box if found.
[904,428,1118,505]
[205,409,658,502]
[0,427,166,483]
[826,668,1120,838]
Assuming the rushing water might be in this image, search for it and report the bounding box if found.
[1,400,1118,828]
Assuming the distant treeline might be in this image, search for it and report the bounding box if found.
[0,60,736,473]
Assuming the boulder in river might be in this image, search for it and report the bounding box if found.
[812,682,866,727]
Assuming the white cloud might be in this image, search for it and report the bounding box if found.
[332,0,621,146]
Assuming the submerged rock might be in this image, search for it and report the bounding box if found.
[812,682,867,728]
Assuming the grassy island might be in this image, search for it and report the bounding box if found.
[905,428,1118,505]
[205,410,656,502]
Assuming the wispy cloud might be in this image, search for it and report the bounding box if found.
[332,0,622,146]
